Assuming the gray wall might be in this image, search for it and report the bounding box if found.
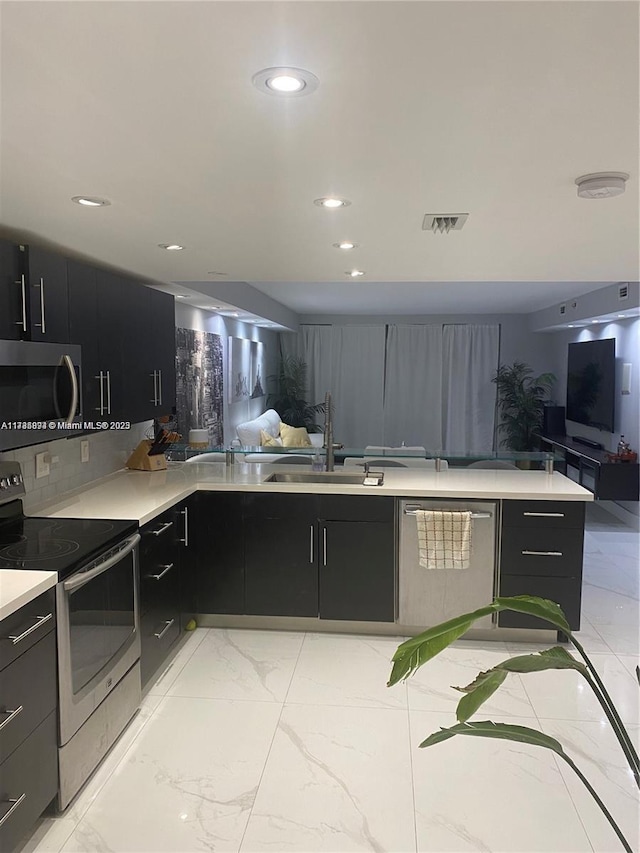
[175,304,280,445]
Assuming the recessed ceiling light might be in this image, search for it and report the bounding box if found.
[333,241,358,250]
[71,196,110,207]
[346,270,365,277]
[207,271,227,276]
[568,325,575,328]
[591,320,600,324]
[314,197,351,209]
[618,314,626,318]
[252,67,319,97]
[575,172,629,199]
[175,294,191,299]
[158,243,184,251]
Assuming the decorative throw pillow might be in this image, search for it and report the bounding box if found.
[280,423,312,448]
[260,430,282,447]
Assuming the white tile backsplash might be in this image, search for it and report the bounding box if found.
[0,422,152,511]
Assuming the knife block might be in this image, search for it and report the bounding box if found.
[126,440,167,471]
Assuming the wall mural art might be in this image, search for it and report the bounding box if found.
[228,337,266,403]
[176,328,224,446]
[250,340,265,400]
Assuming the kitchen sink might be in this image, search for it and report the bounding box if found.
[263,472,367,485]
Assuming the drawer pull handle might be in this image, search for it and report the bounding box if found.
[522,512,565,518]
[0,706,23,732]
[521,550,563,557]
[154,618,175,640]
[146,563,174,581]
[151,521,173,536]
[309,525,314,564]
[7,613,53,645]
[0,793,26,828]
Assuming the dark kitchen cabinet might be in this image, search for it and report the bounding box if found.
[0,239,25,339]
[0,592,57,853]
[148,287,176,415]
[25,245,69,343]
[139,508,181,686]
[317,496,395,622]
[244,493,320,617]
[176,496,197,627]
[195,492,245,615]
[498,500,585,631]
[67,260,101,418]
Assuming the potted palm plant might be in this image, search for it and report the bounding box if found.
[266,354,325,432]
[492,362,556,451]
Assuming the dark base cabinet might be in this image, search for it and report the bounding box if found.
[139,509,181,686]
[0,592,58,853]
[244,494,319,617]
[498,500,585,631]
[195,493,245,615]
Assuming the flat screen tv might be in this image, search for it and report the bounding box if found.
[566,338,615,432]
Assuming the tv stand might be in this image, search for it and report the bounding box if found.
[572,436,604,451]
[540,435,639,501]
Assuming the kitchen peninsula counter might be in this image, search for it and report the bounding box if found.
[30,462,593,525]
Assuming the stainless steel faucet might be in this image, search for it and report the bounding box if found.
[324,391,334,472]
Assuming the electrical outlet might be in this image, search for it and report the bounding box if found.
[81,440,90,463]
[35,452,50,479]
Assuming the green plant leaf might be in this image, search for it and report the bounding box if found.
[453,670,508,723]
[388,596,571,687]
[493,596,571,633]
[497,646,587,675]
[387,604,497,686]
[419,720,566,754]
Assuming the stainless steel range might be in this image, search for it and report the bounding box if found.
[0,461,141,810]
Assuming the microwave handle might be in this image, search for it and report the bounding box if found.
[63,355,79,424]
[63,534,140,592]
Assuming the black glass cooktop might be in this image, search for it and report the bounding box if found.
[0,507,138,578]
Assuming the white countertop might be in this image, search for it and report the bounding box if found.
[0,570,57,622]
[30,462,593,526]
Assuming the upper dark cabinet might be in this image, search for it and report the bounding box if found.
[0,239,24,339]
[67,260,100,417]
[25,245,69,343]
[149,288,176,415]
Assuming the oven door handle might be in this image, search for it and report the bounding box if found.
[63,534,140,592]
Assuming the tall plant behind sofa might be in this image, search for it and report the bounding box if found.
[267,355,325,432]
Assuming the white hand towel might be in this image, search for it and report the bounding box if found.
[415,510,472,569]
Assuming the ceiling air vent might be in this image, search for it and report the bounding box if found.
[559,304,566,315]
[618,283,629,301]
[422,213,469,234]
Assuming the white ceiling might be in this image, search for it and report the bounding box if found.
[1,1,638,318]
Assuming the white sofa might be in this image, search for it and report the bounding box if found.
[235,409,323,462]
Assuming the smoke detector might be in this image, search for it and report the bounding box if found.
[575,172,629,199]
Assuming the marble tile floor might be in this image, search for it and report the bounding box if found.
[20,504,639,853]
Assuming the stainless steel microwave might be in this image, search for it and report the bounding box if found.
[0,340,82,450]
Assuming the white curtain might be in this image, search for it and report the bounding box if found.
[442,325,500,453]
[279,326,333,410]
[383,325,444,451]
[330,326,386,446]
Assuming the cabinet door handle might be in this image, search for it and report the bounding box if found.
[179,507,189,546]
[95,371,105,415]
[106,370,111,415]
[150,371,158,404]
[146,563,174,580]
[158,370,162,406]
[154,618,175,640]
[522,512,565,518]
[7,613,53,645]
[14,275,27,331]
[309,525,314,563]
[33,276,46,333]
[0,793,26,828]
[323,526,327,566]
[0,705,23,732]
[151,521,173,536]
[521,550,563,557]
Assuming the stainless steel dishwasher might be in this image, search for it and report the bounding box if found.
[398,499,497,629]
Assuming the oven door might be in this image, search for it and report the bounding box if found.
[0,340,82,451]
[56,534,141,746]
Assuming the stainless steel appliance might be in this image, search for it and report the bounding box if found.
[0,462,140,810]
[0,340,82,450]
[398,499,497,628]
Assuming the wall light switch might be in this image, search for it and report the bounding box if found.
[81,440,90,463]
[36,452,50,479]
